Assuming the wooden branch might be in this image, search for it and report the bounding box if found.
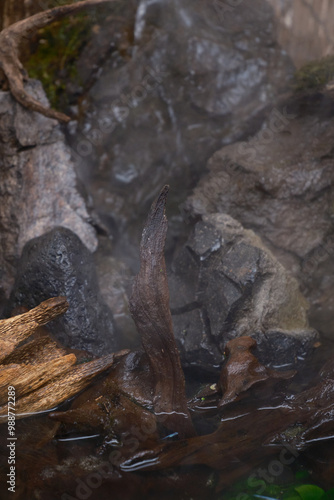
[120,366,334,488]
[218,336,295,408]
[0,351,129,419]
[130,186,195,439]
[0,0,118,122]
[0,354,77,405]
[0,296,129,421]
[3,336,68,365]
[0,297,68,361]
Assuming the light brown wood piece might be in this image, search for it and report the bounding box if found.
[0,353,77,405]
[0,296,69,341]
[0,352,118,419]
[2,336,68,365]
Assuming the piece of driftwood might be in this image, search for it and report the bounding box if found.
[120,360,334,488]
[2,335,69,365]
[0,296,128,420]
[0,354,77,405]
[218,336,295,408]
[117,337,334,489]
[0,353,124,418]
[50,376,159,447]
[130,186,195,438]
[0,296,69,362]
[188,336,295,413]
[1,188,334,496]
[0,0,118,122]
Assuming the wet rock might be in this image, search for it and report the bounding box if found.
[0,80,97,302]
[169,213,318,372]
[183,91,334,337]
[69,0,294,262]
[7,227,117,356]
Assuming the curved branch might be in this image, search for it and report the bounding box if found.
[0,0,118,122]
[130,186,196,439]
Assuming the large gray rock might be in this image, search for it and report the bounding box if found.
[183,92,334,338]
[169,213,318,372]
[7,227,117,356]
[69,0,294,261]
[0,80,97,301]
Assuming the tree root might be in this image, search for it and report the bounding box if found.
[0,0,117,122]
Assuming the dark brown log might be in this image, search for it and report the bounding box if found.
[0,0,118,122]
[130,186,195,438]
[50,377,159,446]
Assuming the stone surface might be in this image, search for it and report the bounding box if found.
[183,93,334,338]
[0,80,98,301]
[93,237,138,349]
[7,227,117,356]
[169,213,318,372]
[68,0,294,265]
[267,0,334,67]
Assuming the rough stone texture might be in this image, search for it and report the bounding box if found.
[267,0,334,67]
[7,227,117,356]
[169,213,318,372]
[0,80,98,301]
[183,94,334,338]
[69,0,294,263]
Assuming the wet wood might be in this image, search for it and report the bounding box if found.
[0,296,129,420]
[2,336,68,365]
[0,352,128,418]
[50,377,159,446]
[0,297,69,362]
[0,354,76,405]
[120,354,334,488]
[218,336,295,408]
[130,185,195,438]
[0,0,118,122]
[0,296,68,340]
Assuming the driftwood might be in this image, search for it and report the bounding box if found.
[1,187,334,496]
[0,296,68,362]
[0,297,128,420]
[218,336,295,408]
[130,186,195,439]
[0,0,118,122]
[0,354,77,405]
[50,375,159,448]
[120,355,334,490]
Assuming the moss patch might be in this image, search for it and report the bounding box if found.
[26,11,93,110]
[293,55,334,92]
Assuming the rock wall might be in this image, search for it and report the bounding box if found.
[267,0,334,67]
[170,214,317,371]
[7,227,117,355]
[69,0,294,262]
[0,80,97,304]
[184,92,334,338]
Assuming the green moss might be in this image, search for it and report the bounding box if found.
[293,55,334,92]
[26,11,93,109]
